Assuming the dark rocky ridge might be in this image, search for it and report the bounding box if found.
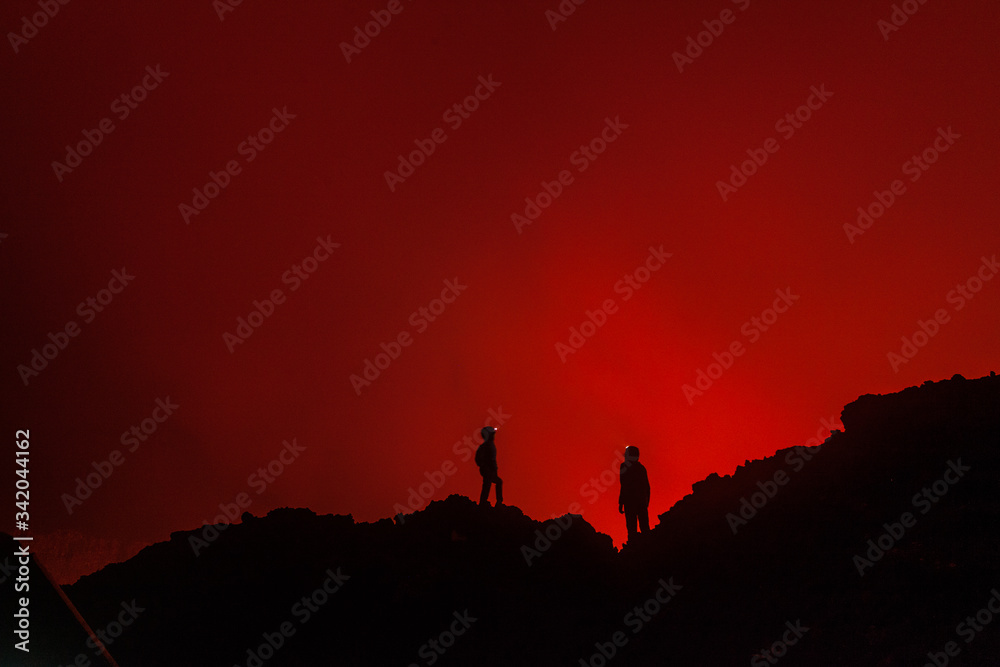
[27,373,1000,665]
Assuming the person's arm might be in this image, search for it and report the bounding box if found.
[618,463,625,513]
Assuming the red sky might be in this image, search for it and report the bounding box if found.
[3,0,998,583]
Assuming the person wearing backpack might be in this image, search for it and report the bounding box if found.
[476,426,503,506]
[619,445,650,541]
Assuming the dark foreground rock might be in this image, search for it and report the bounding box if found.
[8,373,999,666]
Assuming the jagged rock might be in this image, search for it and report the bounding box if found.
[14,373,997,665]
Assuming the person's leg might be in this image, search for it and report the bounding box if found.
[624,508,638,542]
[638,505,650,534]
[494,475,503,505]
[479,474,491,505]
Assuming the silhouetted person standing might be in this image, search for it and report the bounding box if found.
[476,426,503,506]
[619,445,650,541]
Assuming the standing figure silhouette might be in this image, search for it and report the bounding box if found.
[619,445,650,541]
[476,426,503,506]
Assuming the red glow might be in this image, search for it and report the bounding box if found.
[2,0,997,583]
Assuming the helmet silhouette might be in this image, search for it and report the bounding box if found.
[481,426,496,439]
[624,445,640,461]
